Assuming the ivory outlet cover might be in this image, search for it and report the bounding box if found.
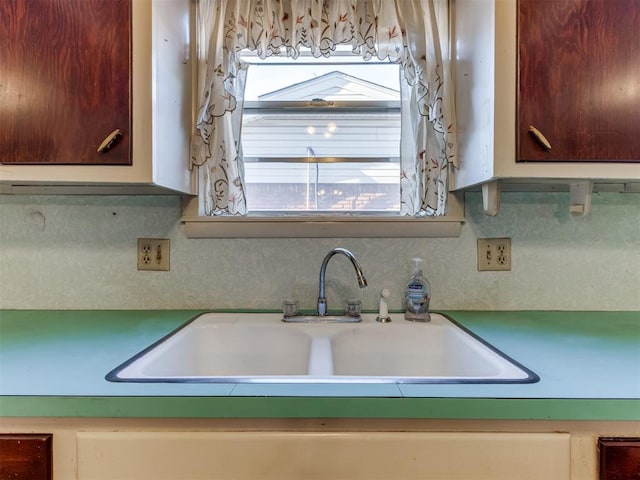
[477,238,511,271]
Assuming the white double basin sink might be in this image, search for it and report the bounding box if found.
[107,312,537,384]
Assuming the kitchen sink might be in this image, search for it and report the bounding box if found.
[106,312,538,384]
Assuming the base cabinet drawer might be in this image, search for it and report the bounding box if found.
[77,431,570,480]
[599,438,640,480]
[0,434,52,480]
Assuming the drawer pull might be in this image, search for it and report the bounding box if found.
[528,125,552,150]
[97,129,123,153]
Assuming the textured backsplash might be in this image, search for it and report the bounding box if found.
[0,191,638,311]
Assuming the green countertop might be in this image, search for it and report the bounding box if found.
[0,310,638,420]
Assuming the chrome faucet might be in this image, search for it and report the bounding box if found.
[317,247,367,316]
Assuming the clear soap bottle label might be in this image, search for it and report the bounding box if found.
[405,281,429,313]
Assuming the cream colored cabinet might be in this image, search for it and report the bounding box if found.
[76,431,570,480]
[453,0,640,216]
[0,0,195,195]
[3,418,638,480]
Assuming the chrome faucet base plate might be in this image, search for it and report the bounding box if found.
[282,315,362,323]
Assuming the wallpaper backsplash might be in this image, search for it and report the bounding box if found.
[0,191,638,311]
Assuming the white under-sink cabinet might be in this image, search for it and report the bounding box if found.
[76,431,570,479]
[5,418,638,479]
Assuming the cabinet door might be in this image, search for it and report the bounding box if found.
[0,434,52,480]
[0,0,131,165]
[77,431,570,479]
[599,438,640,480]
[517,0,640,163]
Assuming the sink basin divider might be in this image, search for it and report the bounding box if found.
[307,336,334,377]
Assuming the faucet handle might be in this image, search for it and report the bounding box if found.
[346,299,362,318]
[282,299,299,318]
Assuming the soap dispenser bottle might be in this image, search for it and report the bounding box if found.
[404,257,431,322]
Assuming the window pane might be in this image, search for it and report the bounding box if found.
[242,112,400,159]
[242,61,400,102]
[245,162,400,213]
[241,55,401,214]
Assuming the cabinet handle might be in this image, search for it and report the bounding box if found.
[528,126,552,151]
[97,129,123,153]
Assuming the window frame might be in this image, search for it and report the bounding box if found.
[183,46,464,237]
[181,191,464,238]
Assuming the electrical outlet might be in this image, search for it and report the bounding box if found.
[137,238,170,271]
[477,238,511,271]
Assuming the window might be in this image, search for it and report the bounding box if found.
[185,0,462,237]
[241,51,401,214]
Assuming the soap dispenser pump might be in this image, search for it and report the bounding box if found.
[404,257,431,322]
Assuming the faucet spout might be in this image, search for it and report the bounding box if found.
[317,248,367,316]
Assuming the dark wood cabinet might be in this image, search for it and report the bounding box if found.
[0,434,52,480]
[0,0,131,165]
[599,437,640,480]
[517,0,640,163]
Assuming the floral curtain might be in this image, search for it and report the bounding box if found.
[192,0,457,216]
